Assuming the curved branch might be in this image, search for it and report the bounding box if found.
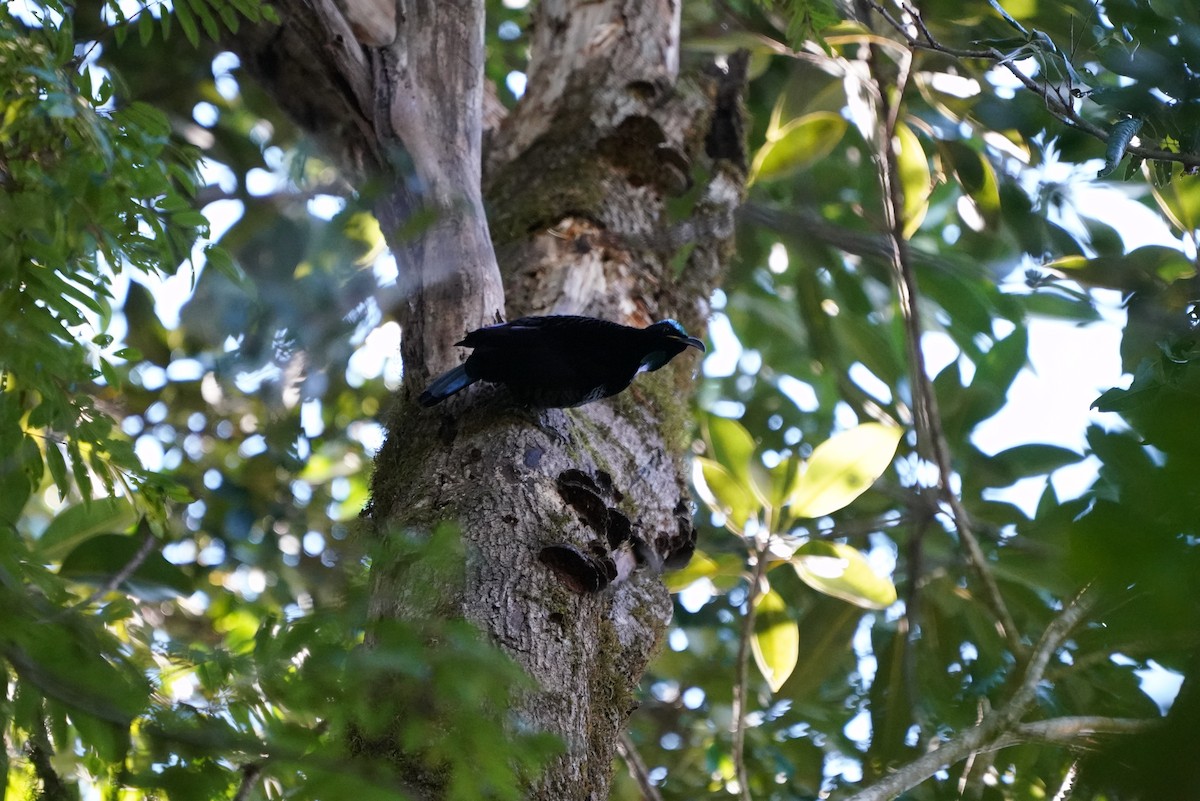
[845,591,1096,801]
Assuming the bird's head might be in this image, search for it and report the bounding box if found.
[639,319,706,372]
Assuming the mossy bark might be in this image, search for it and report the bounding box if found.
[229,0,746,797]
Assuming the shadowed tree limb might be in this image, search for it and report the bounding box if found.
[617,730,665,801]
[845,590,1104,801]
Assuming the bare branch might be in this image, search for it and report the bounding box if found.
[76,526,158,609]
[844,591,1096,801]
[996,716,1158,749]
[617,731,665,801]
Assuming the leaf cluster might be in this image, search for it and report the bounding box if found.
[626,2,1200,799]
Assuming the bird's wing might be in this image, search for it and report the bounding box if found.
[458,316,613,348]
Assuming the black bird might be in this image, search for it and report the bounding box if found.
[419,315,706,408]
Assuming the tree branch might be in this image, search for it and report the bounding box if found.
[370,0,506,385]
[996,716,1158,749]
[865,25,1026,660]
[732,535,771,801]
[76,526,157,609]
[232,763,264,801]
[865,0,1200,171]
[617,730,665,801]
[845,590,1095,801]
[28,708,71,801]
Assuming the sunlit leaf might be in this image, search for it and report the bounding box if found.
[1150,163,1200,235]
[788,423,903,518]
[1050,246,1195,293]
[706,415,757,496]
[751,588,799,692]
[693,457,760,530]
[895,122,931,238]
[664,550,744,593]
[792,541,897,609]
[941,140,1001,228]
[751,111,847,183]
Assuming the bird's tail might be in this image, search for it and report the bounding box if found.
[419,365,475,407]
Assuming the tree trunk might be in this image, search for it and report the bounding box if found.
[229,1,746,797]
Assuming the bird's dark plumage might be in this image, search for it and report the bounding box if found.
[418,315,705,408]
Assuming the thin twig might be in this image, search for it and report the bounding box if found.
[731,535,771,801]
[616,731,664,801]
[844,590,1095,801]
[76,525,158,608]
[864,24,1027,660]
[233,762,264,801]
[864,0,1200,170]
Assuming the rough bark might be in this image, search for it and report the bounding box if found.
[229,1,746,797]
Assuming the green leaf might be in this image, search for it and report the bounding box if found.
[138,8,155,45]
[0,467,32,529]
[788,423,903,518]
[174,0,201,47]
[750,111,847,183]
[1151,168,1200,235]
[792,541,897,609]
[693,457,760,531]
[3,623,148,725]
[664,550,744,593]
[940,141,1001,228]
[985,444,1084,487]
[72,711,132,763]
[751,588,799,693]
[203,244,243,282]
[45,441,70,500]
[185,0,220,41]
[706,415,764,502]
[895,122,931,238]
[38,497,138,560]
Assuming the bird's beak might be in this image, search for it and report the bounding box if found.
[679,335,706,352]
